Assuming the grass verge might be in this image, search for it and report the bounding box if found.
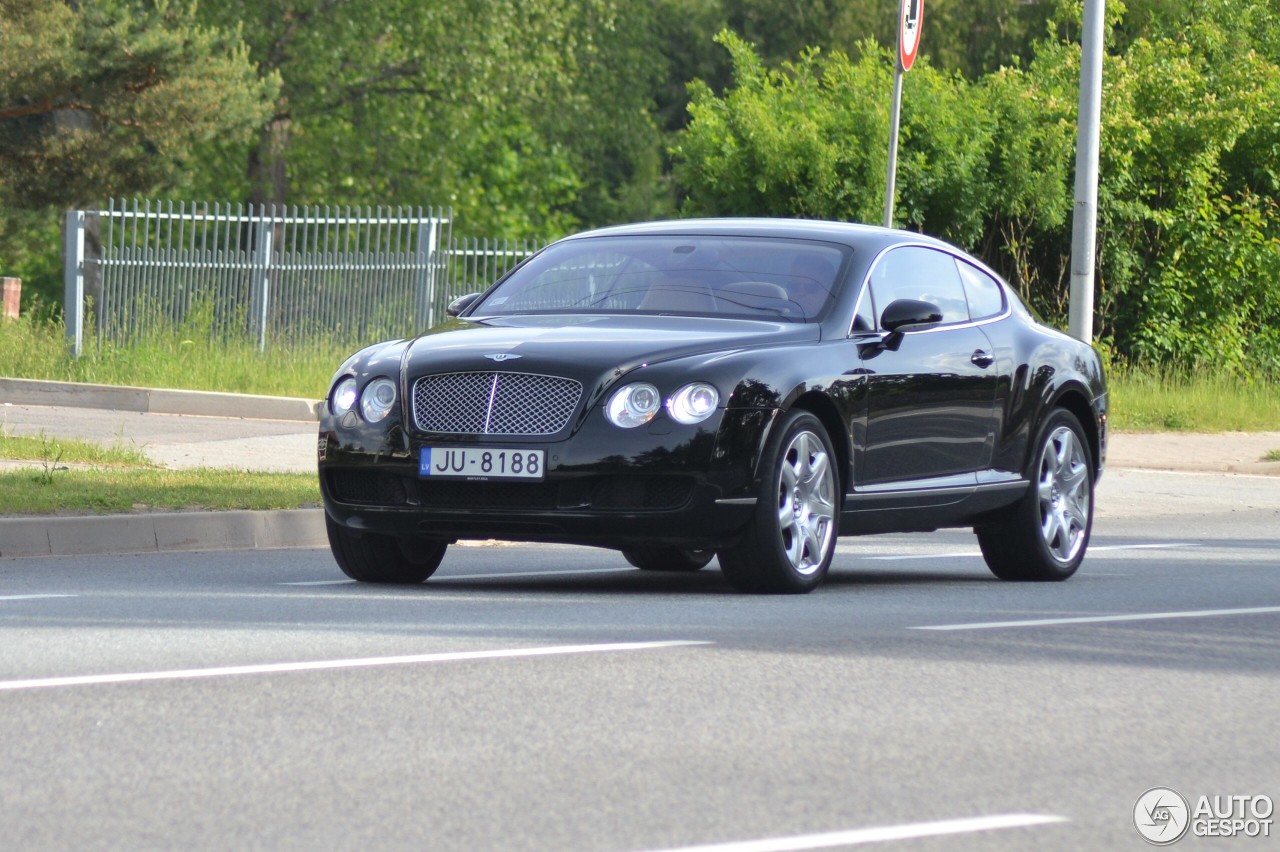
[0,467,319,516]
[4,313,1279,432]
[1105,368,1280,432]
[0,433,153,467]
[0,431,320,517]
[1,310,340,398]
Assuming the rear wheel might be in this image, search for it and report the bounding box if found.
[977,408,1093,581]
[718,410,839,594]
[325,515,447,583]
[622,548,715,572]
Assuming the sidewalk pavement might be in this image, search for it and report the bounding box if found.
[1,378,1277,559]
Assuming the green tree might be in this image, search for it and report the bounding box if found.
[189,0,667,237]
[0,0,277,308]
[675,34,892,224]
[674,31,999,245]
[1087,0,1280,372]
[0,0,276,210]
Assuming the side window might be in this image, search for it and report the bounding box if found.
[868,247,970,327]
[851,284,876,333]
[956,260,1007,320]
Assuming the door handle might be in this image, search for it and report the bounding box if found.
[970,350,995,368]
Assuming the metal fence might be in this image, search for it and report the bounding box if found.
[63,200,545,355]
[438,235,545,312]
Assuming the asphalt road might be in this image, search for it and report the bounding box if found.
[1,470,1278,851]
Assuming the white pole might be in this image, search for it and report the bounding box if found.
[425,216,440,329]
[63,209,86,357]
[255,208,274,352]
[1069,0,1106,343]
[883,66,904,229]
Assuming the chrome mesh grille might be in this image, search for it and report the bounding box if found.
[412,371,583,436]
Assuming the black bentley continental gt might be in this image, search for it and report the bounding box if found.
[319,219,1107,593]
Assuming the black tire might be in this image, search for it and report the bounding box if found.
[977,408,1094,581]
[622,548,716,572]
[325,515,447,583]
[718,410,839,594]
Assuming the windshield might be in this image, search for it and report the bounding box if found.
[471,235,850,322]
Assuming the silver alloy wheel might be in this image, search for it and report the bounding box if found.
[1037,425,1090,564]
[774,430,837,576]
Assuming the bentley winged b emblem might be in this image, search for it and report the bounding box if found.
[483,353,522,362]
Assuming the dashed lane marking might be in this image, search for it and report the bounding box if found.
[0,640,712,692]
[913,606,1280,631]
[0,594,78,601]
[639,813,1068,852]
[864,542,1200,561]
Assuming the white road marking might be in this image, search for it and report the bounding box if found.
[864,542,1200,561]
[278,580,353,586]
[0,594,77,601]
[641,813,1067,852]
[865,551,979,561]
[1087,542,1200,552]
[913,606,1280,632]
[0,640,711,692]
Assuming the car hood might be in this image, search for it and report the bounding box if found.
[403,314,819,395]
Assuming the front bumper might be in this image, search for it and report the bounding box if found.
[319,408,774,550]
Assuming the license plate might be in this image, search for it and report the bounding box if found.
[419,447,546,481]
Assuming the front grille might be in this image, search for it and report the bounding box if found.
[412,371,583,436]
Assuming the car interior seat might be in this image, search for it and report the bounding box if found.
[637,279,719,313]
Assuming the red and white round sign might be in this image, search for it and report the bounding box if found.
[899,0,923,71]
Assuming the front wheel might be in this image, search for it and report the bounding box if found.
[622,548,716,572]
[718,410,839,594]
[977,408,1094,581]
[326,515,447,583]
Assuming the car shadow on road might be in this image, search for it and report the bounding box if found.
[418,564,997,596]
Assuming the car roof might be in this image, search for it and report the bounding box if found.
[560,218,957,256]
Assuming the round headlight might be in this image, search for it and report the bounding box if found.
[360,377,397,422]
[667,382,720,425]
[331,377,358,416]
[606,382,661,428]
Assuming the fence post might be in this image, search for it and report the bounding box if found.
[2,277,19,320]
[415,216,441,330]
[63,209,86,356]
[254,207,274,352]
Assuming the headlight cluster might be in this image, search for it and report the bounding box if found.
[605,382,720,429]
[330,376,397,423]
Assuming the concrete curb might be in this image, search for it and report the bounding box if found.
[1113,460,1280,476]
[0,509,326,559]
[0,377,322,422]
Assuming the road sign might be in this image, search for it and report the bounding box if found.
[885,0,924,226]
[899,0,923,72]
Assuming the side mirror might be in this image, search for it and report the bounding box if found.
[858,299,944,354]
[880,299,943,333]
[446,292,483,317]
